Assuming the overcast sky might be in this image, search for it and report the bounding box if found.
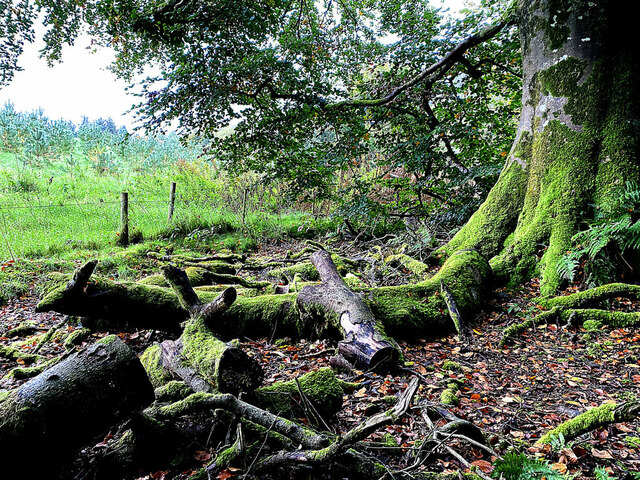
[0,26,144,131]
[0,0,472,132]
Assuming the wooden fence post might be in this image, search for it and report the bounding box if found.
[168,182,177,222]
[118,191,129,246]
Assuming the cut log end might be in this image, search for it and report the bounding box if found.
[218,347,264,394]
[339,342,400,373]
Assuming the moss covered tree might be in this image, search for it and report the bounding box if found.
[442,0,640,295]
[7,0,638,295]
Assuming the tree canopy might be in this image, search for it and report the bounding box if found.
[1,0,521,228]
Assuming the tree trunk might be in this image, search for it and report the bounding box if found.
[441,0,640,295]
[297,250,402,372]
[38,250,491,342]
[0,335,154,468]
[141,321,264,394]
[36,261,189,333]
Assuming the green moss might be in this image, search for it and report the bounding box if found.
[0,344,42,364]
[269,262,319,282]
[440,161,527,261]
[154,381,192,402]
[625,436,640,449]
[440,383,460,406]
[217,293,304,339]
[499,307,561,347]
[385,254,432,279]
[5,321,38,338]
[538,402,618,444]
[343,273,366,290]
[137,274,169,286]
[370,250,491,338]
[539,58,587,99]
[442,360,462,372]
[63,328,92,349]
[180,317,230,388]
[441,5,640,295]
[381,433,398,447]
[158,391,213,418]
[37,274,194,332]
[538,283,640,309]
[140,344,174,388]
[249,367,343,417]
[564,309,640,331]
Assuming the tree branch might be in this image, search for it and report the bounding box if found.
[325,18,513,110]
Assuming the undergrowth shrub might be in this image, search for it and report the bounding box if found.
[491,451,568,480]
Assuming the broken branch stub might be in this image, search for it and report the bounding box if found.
[161,264,238,328]
[297,250,401,372]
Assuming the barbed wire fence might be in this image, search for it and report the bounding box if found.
[0,179,306,260]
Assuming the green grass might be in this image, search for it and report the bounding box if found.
[0,151,331,261]
[0,145,342,305]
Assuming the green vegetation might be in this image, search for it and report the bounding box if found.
[557,181,640,288]
[490,451,568,480]
[0,104,336,262]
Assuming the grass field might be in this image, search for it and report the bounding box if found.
[0,151,327,261]
[0,146,337,304]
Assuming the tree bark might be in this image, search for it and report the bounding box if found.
[0,335,154,468]
[37,250,491,342]
[36,261,189,333]
[297,250,402,372]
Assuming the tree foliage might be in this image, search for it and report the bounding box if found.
[1,0,522,229]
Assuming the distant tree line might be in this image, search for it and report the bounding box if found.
[0,102,206,174]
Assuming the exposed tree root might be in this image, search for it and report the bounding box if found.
[500,282,640,346]
[252,378,419,473]
[152,391,330,451]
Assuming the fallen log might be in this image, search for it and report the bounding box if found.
[37,250,491,342]
[141,267,263,394]
[139,266,271,290]
[538,401,640,444]
[298,250,402,372]
[0,335,154,468]
[36,260,190,333]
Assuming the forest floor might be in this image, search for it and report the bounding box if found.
[1,241,640,479]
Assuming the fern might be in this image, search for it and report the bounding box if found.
[593,466,617,480]
[491,451,569,480]
[558,181,640,287]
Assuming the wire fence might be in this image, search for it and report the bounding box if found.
[0,189,203,259]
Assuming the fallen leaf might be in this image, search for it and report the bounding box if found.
[354,387,367,398]
[591,448,614,459]
[471,459,493,473]
[217,468,240,480]
[551,462,567,474]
